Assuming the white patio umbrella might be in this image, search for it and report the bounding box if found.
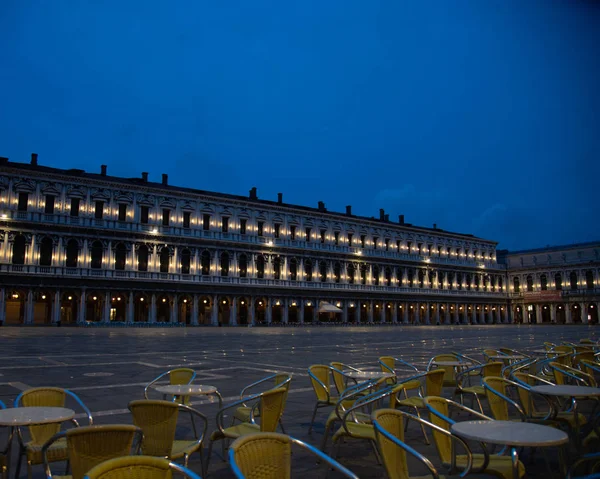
[318,301,343,313]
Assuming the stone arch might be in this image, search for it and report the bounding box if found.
[110,292,127,322]
[5,289,26,324]
[178,294,193,324]
[86,291,104,322]
[157,294,171,322]
[134,293,149,322]
[198,296,212,324]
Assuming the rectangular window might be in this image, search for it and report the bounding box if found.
[222,217,229,233]
[320,230,326,244]
[70,198,80,217]
[183,211,191,228]
[290,225,296,240]
[385,239,390,251]
[407,241,412,252]
[162,209,170,226]
[44,195,55,214]
[240,218,247,235]
[334,231,339,245]
[95,201,104,219]
[360,235,366,248]
[373,237,379,249]
[348,233,353,246]
[274,223,280,238]
[140,205,149,224]
[305,227,311,242]
[257,221,264,237]
[203,214,210,231]
[396,240,401,251]
[118,203,127,222]
[17,192,28,212]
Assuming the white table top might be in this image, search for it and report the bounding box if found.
[155,384,217,395]
[451,420,568,447]
[530,349,553,355]
[342,370,394,381]
[487,355,524,360]
[0,407,75,426]
[530,384,600,398]
[433,361,467,367]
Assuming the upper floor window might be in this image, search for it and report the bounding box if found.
[586,270,594,290]
[44,195,55,214]
[570,272,578,291]
[183,211,191,229]
[95,201,104,219]
[305,227,311,242]
[238,254,247,278]
[373,237,379,249]
[555,273,562,290]
[513,277,520,293]
[70,198,80,217]
[202,214,210,231]
[290,225,296,240]
[137,245,149,272]
[17,192,28,212]
[39,237,53,266]
[90,241,103,269]
[360,235,366,248]
[118,203,127,222]
[385,239,389,251]
[526,275,533,292]
[12,234,26,264]
[162,209,170,227]
[257,221,264,237]
[114,243,126,270]
[240,218,247,235]
[320,229,326,244]
[140,206,149,224]
[540,274,548,291]
[159,248,170,273]
[66,240,79,268]
[181,249,191,274]
[274,224,280,238]
[348,233,353,247]
[334,231,339,246]
[222,217,229,233]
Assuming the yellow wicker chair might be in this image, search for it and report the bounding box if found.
[549,362,597,387]
[426,354,463,388]
[372,408,452,479]
[424,397,526,479]
[128,399,207,470]
[206,387,287,476]
[229,432,359,479]
[83,456,201,479]
[455,362,503,413]
[231,373,291,432]
[144,368,196,404]
[42,425,143,479]
[482,377,527,421]
[330,362,364,392]
[14,387,93,479]
[307,365,339,434]
[395,370,445,445]
[378,357,420,387]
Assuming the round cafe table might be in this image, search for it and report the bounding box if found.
[451,420,568,479]
[342,370,394,382]
[0,407,75,479]
[155,384,223,408]
[530,384,600,449]
[432,360,469,367]
[487,355,524,361]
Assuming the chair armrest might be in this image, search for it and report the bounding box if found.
[308,369,331,404]
[178,404,208,443]
[394,358,420,373]
[216,393,262,434]
[144,371,169,399]
[239,374,276,400]
[483,380,527,421]
[42,431,67,479]
[66,390,93,426]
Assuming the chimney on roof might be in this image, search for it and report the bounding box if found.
[249,187,257,200]
[385,214,389,222]
[379,208,385,220]
[399,214,405,224]
[318,201,326,212]
[100,164,107,176]
[162,174,168,185]
[31,153,38,166]
[346,205,352,216]
[141,172,148,182]
[0,157,8,165]
[433,223,437,230]
[277,192,283,204]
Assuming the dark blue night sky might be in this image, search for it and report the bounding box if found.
[1,1,599,250]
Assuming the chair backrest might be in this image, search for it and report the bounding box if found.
[423,396,452,464]
[372,409,410,479]
[549,362,596,387]
[129,400,179,457]
[554,345,574,355]
[424,369,445,397]
[259,388,287,432]
[483,349,499,361]
[309,365,332,402]
[429,354,458,386]
[330,362,349,394]
[66,425,142,479]
[483,377,511,420]
[169,368,195,385]
[543,342,556,351]
[573,351,595,368]
[229,432,291,479]
[482,361,503,378]
[19,387,67,446]
[511,372,535,416]
[379,357,397,385]
[83,455,200,479]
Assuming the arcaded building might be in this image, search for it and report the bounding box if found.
[0,154,512,326]
[500,243,599,324]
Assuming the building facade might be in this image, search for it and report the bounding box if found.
[500,243,600,325]
[0,155,512,326]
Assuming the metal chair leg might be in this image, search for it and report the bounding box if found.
[308,404,319,434]
[205,440,213,477]
[474,395,484,415]
[415,408,430,445]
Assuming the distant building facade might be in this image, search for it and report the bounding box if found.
[0,154,510,326]
[499,243,600,324]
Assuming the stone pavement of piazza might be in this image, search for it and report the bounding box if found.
[0,324,597,478]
